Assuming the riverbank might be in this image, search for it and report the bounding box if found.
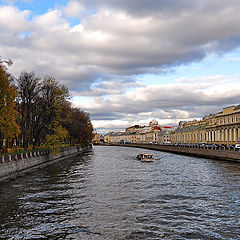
[0,145,92,182]
[112,143,240,162]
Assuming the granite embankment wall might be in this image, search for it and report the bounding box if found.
[0,146,91,182]
[115,144,240,162]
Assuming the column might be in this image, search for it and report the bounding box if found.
[229,128,232,144]
[233,128,236,142]
[226,129,229,145]
[237,128,239,142]
[216,130,219,142]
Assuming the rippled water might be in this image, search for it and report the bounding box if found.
[0,146,240,239]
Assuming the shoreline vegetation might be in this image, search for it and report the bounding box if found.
[0,57,94,155]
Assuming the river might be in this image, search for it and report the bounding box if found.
[0,146,239,239]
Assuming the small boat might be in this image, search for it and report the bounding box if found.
[137,153,154,162]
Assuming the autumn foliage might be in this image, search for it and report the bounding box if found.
[0,60,93,151]
[0,64,20,147]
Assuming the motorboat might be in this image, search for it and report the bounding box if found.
[137,153,154,162]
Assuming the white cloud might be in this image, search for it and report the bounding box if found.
[1,2,240,92]
[73,75,240,132]
[64,0,85,18]
[1,2,240,87]
[0,6,31,32]
[228,57,240,62]
[34,9,67,29]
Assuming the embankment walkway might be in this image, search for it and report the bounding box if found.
[112,144,240,163]
[0,146,92,182]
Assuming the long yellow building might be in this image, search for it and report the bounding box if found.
[206,105,240,145]
[171,105,240,146]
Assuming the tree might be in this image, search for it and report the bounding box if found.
[45,123,69,155]
[0,62,19,148]
[16,74,71,147]
[32,76,70,146]
[66,108,94,145]
[13,69,94,149]
[16,71,41,148]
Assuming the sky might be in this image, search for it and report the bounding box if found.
[1,0,240,134]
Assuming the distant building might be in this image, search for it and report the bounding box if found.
[125,125,144,133]
[157,126,175,143]
[104,120,163,144]
[104,134,110,144]
[149,119,158,128]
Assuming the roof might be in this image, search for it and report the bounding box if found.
[149,119,158,125]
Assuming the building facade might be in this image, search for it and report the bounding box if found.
[103,105,240,146]
[206,105,240,145]
[171,105,240,146]
[104,120,162,144]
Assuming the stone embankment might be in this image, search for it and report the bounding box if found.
[114,144,240,162]
[0,146,92,182]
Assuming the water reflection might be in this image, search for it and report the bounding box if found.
[0,146,240,239]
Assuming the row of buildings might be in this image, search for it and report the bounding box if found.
[93,105,240,146]
[98,119,175,145]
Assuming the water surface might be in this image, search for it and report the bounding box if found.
[0,146,239,239]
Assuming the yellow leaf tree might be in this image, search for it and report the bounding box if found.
[0,63,20,148]
[45,123,69,155]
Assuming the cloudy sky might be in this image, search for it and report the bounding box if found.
[1,0,240,133]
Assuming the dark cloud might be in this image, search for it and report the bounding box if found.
[2,2,240,92]
[80,0,197,16]
[90,112,124,121]
[1,2,240,132]
[80,0,238,17]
